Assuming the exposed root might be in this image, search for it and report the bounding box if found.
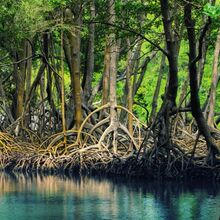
[0,106,219,180]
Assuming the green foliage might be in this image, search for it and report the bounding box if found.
[49,0,67,7]
[0,0,55,51]
[203,3,220,19]
[0,0,219,129]
[15,0,53,35]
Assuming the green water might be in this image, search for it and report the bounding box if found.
[0,173,219,220]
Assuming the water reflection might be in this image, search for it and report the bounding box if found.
[0,173,219,220]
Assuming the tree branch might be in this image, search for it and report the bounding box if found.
[90,21,169,57]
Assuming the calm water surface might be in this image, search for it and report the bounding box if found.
[0,173,219,220]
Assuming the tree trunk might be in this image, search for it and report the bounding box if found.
[207,29,220,127]
[108,0,119,153]
[83,0,95,104]
[149,53,165,124]
[184,2,219,160]
[107,0,117,120]
[153,0,178,149]
[25,41,32,102]
[132,38,143,99]
[198,0,216,88]
[102,45,110,106]
[160,0,178,107]
[13,42,27,120]
[65,7,83,129]
[120,38,142,128]
[97,0,120,153]
[125,39,133,134]
[0,77,14,124]
[133,50,157,96]
[24,63,46,108]
[198,35,208,88]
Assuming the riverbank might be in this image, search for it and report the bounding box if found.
[0,131,220,181]
[1,152,220,181]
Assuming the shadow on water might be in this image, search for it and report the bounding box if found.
[0,172,219,220]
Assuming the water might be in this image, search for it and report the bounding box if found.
[0,173,219,220]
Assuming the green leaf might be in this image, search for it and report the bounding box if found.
[203,3,220,19]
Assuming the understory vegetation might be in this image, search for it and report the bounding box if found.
[0,0,220,179]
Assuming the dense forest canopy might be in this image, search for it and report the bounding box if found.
[0,0,220,177]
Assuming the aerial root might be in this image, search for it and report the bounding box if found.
[0,106,219,179]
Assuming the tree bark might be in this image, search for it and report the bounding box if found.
[207,29,220,127]
[65,7,83,129]
[0,77,14,124]
[131,38,142,99]
[102,45,110,106]
[24,63,46,108]
[119,38,142,124]
[107,0,118,121]
[149,53,166,124]
[83,0,95,104]
[198,35,208,88]
[160,0,178,107]
[25,41,32,102]
[153,0,179,149]
[184,2,219,160]
[125,39,133,134]
[13,42,27,120]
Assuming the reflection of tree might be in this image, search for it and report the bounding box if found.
[0,173,113,198]
[0,173,219,219]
